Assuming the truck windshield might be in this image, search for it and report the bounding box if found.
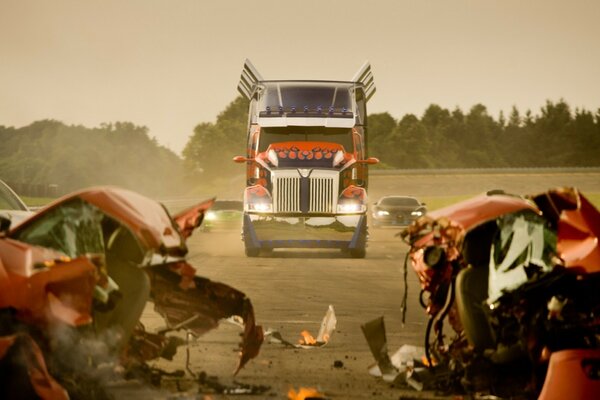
[259,127,353,152]
[260,82,353,112]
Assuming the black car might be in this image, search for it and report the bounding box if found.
[371,196,426,227]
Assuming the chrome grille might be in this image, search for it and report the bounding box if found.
[272,170,338,214]
[273,176,300,213]
[309,177,335,213]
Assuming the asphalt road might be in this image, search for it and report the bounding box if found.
[137,171,600,400]
[139,225,427,400]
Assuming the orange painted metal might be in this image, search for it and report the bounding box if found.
[428,193,537,231]
[15,186,186,255]
[556,191,600,273]
[0,334,69,400]
[266,141,345,159]
[538,349,600,400]
[173,197,215,239]
[0,238,96,327]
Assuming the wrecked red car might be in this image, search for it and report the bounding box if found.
[0,186,263,399]
[401,188,600,398]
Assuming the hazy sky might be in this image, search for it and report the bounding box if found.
[1,0,599,154]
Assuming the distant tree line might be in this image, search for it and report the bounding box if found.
[183,97,600,173]
[2,98,598,199]
[183,96,248,179]
[368,100,600,168]
[0,120,189,197]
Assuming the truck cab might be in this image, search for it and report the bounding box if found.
[234,60,377,257]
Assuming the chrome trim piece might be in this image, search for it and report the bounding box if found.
[257,116,356,128]
[248,214,361,242]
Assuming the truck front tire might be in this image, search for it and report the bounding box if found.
[244,245,260,257]
[350,247,366,258]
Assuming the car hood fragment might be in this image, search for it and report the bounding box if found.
[13,186,188,257]
[148,261,263,375]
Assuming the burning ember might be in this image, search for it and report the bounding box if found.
[299,330,317,346]
[265,305,336,349]
[297,305,336,348]
[421,355,437,367]
[288,387,325,400]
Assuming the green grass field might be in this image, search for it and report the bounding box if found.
[22,196,55,207]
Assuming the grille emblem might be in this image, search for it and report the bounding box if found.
[297,168,312,178]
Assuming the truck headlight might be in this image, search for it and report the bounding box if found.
[247,202,272,212]
[376,210,390,216]
[411,210,424,217]
[337,201,366,214]
[337,185,367,214]
[205,211,217,221]
[244,185,272,213]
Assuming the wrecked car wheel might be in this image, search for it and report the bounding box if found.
[350,247,366,258]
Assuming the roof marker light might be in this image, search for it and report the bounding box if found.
[278,106,284,114]
[291,106,296,114]
[342,107,347,114]
[266,106,271,115]
[328,106,334,115]
[317,106,323,114]
[333,150,344,166]
[304,105,309,113]
[267,149,279,166]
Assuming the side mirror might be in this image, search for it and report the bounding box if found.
[357,157,379,165]
[233,156,254,163]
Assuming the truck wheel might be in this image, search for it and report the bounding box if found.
[245,246,260,257]
[350,247,366,258]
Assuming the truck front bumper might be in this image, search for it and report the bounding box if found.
[243,213,366,249]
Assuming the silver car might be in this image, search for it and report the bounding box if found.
[0,179,33,230]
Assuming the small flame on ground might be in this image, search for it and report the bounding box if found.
[421,355,437,367]
[299,330,317,345]
[288,387,324,400]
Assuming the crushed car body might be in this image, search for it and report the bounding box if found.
[400,188,600,398]
[0,186,263,399]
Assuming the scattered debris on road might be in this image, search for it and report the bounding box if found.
[361,316,434,390]
[266,305,337,349]
[197,371,271,396]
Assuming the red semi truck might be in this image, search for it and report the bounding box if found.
[234,60,378,258]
